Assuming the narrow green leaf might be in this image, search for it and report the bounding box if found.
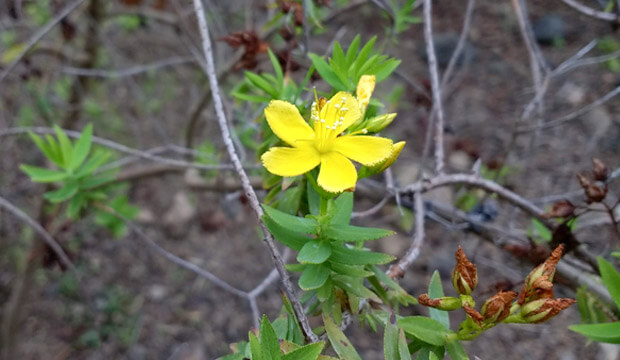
[249,332,265,360]
[67,193,86,218]
[268,49,284,88]
[281,293,304,345]
[569,322,620,344]
[232,91,272,103]
[307,180,320,216]
[44,134,63,166]
[446,340,469,360]
[246,71,279,99]
[329,262,373,278]
[398,316,450,346]
[44,182,79,203]
[299,264,330,290]
[398,329,410,360]
[263,204,317,234]
[69,124,93,170]
[317,276,334,302]
[263,216,310,251]
[323,314,362,360]
[332,275,381,302]
[282,342,324,360]
[330,192,352,225]
[345,35,361,67]
[260,315,281,360]
[298,240,332,264]
[375,59,401,82]
[352,36,377,76]
[598,257,620,310]
[308,53,348,90]
[415,346,444,360]
[428,271,450,329]
[28,132,62,167]
[329,244,395,265]
[325,224,395,242]
[74,151,110,178]
[53,124,73,169]
[20,164,68,183]
[384,318,399,360]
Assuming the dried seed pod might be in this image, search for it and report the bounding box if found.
[518,245,563,305]
[521,298,576,323]
[480,291,518,324]
[418,294,462,311]
[542,200,575,219]
[592,158,608,182]
[452,246,478,295]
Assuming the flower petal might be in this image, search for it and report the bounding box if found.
[261,146,320,177]
[265,100,315,146]
[319,91,362,131]
[317,152,357,193]
[356,75,375,110]
[332,135,393,166]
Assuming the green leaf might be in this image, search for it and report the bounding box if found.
[384,318,399,360]
[69,124,93,171]
[569,322,620,344]
[245,71,279,99]
[330,192,352,225]
[263,216,309,251]
[398,329,410,360]
[20,164,67,183]
[44,182,79,203]
[446,340,469,360]
[263,205,317,234]
[317,276,334,302]
[325,224,395,242]
[299,264,330,290]
[329,263,374,278]
[281,293,304,345]
[352,36,377,77]
[323,314,362,360]
[332,275,381,302]
[260,315,281,360]
[249,332,265,360]
[28,132,62,167]
[428,271,450,329]
[598,257,620,310]
[532,218,552,243]
[268,49,284,89]
[398,316,450,346]
[282,342,324,360]
[329,245,395,265]
[375,59,401,82]
[74,151,110,178]
[67,193,86,218]
[307,180,320,216]
[308,53,348,90]
[415,345,444,360]
[232,91,272,103]
[345,35,361,67]
[53,125,73,169]
[298,240,332,264]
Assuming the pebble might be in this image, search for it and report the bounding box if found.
[418,32,476,68]
[533,15,565,46]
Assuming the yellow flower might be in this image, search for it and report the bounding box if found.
[356,75,376,112]
[261,91,393,193]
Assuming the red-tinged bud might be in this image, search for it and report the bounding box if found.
[463,304,483,326]
[452,246,478,295]
[585,184,607,203]
[418,294,462,311]
[480,291,518,324]
[542,200,575,219]
[521,298,576,323]
[592,158,608,182]
[576,173,591,189]
[518,245,564,305]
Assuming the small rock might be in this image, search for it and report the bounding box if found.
[557,82,586,106]
[136,208,155,223]
[147,284,167,302]
[417,32,476,68]
[581,106,612,150]
[163,191,196,237]
[448,150,473,172]
[533,15,565,46]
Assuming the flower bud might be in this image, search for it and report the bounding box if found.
[365,113,397,133]
[518,245,563,305]
[542,200,575,219]
[462,304,483,326]
[480,291,517,324]
[357,141,406,179]
[521,298,576,323]
[585,184,607,203]
[452,246,478,295]
[418,294,462,311]
[356,74,376,112]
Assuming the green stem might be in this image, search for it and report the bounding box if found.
[320,196,329,216]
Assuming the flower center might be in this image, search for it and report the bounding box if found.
[310,97,350,153]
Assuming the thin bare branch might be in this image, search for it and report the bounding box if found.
[61,57,196,78]
[390,191,425,276]
[422,0,446,174]
[561,0,619,21]
[0,0,88,84]
[441,0,476,88]
[0,195,75,273]
[191,0,318,342]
